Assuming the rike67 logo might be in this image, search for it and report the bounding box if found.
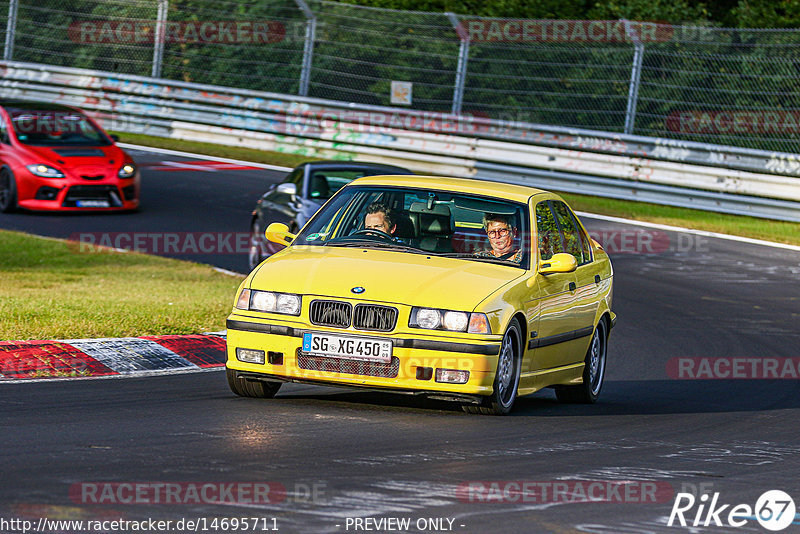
[668,490,796,531]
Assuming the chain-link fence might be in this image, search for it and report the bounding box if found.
[3,0,800,153]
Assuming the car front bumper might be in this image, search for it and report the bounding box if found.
[225,314,502,397]
[17,174,139,211]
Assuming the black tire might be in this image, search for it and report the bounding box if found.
[226,368,281,398]
[247,220,265,271]
[555,318,609,404]
[0,168,17,213]
[462,318,522,415]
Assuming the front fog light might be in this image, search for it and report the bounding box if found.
[435,368,470,384]
[443,311,469,331]
[276,293,301,315]
[236,348,265,364]
[416,308,441,329]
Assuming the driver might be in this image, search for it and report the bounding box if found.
[363,202,397,236]
[476,213,523,263]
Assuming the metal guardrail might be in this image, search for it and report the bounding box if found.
[1,60,799,222]
[476,162,800,222]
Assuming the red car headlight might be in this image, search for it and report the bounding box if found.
[26,164,65,178]
[118,164,136,178]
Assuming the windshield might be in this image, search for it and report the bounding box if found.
[8,108,111,146]
[294,185,530,268]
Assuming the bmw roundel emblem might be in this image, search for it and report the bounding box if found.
[351,286,365,294]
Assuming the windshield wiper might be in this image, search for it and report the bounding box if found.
[435,252,520,265]
[325,240,426,253]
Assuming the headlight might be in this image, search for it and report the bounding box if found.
[415,308,441,330]
[276,293,301,315]
[443,311,469,331]
[410,308,491,334]
[251,291,277,312]
[235,288,301,316]
[26,164,64,178]
[118,164,136,178]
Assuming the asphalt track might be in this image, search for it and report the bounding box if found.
[1,147,800,533]
[0,148,282,274]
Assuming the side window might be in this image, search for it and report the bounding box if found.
[271,168,303,201]
[551,201,587,265]
[310,170,363,200]
[579,221,593,264]
[309,171,330,199]
[0,115,8,144]
[282,168,303,186]
[292,168,304,187]
[535,202,563,261]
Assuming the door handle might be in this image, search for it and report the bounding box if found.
[595,275,601,284]
[569,282,576,291]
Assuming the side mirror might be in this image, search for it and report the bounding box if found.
[276,183,297,196]
[539,252,577,274]
[265,222,296,247]
[110,134,120,143]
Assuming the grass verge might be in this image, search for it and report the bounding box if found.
[0,230,242,340]
[114,131,800,246]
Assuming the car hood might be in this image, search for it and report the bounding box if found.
[249,245,526,311]
[19,144,122,166]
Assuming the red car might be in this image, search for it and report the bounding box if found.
[0,100,139,212]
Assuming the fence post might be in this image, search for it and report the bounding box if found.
[151,0,168,78]
[3,0,19,61]
[622,19,644,135]
[446,12,469,116]
[294,0,316,97]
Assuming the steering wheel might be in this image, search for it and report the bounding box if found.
[350,228,395,241]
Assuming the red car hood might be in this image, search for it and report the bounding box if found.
[20,144,124,168]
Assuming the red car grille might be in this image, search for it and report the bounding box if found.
[62,185,122,207]
[296,351,400,378]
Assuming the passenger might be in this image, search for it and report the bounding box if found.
[477,213,523,262]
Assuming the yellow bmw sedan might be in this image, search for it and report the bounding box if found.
[226,175,615,415]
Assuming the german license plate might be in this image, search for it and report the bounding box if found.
[76,199,110,208]
[302,332,392,363]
